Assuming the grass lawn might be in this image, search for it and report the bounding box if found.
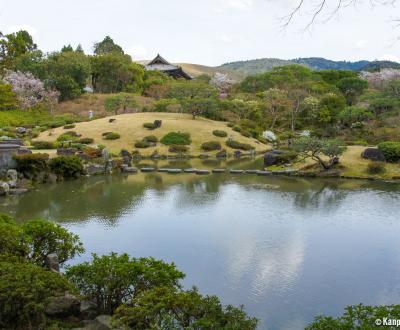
[35,112,268,155]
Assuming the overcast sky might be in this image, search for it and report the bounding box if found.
[1,0,399,66]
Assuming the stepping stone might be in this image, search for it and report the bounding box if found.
[230,169,244,174]
[212,168,226,173]
[166,169,182,174]
[256,170,271,176]
[183,168,197,173]
[195,170,210,175]
[140,167,156,172]
[245,170,258,174]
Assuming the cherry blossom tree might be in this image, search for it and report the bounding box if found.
[3,70,59,110]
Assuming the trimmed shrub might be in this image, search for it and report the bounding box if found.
[226,140,254,151]
[49,156,84,179]
[168,145,188,153]
[378,142,400,162]
[232,125,242,132]
[31,141,55,150]
[84,147,102,158]
[143,135,158,143]
[241,130,252,138]
[227,122,235,128]
[63,124,76,129]
[213,130,228,138]
[14,153,49,177]
[102,132,120,140]
[134,140,151,148]
[56,131,79,142]
[43,120,66,128]
[78,137,94,145]
[161,132,191,146]
[143,122,156,130]
[201,141,222,151]
[367,162,386,174]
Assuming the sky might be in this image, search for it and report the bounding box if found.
[1,0,399,66]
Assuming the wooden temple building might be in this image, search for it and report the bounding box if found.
[145,54,192,80]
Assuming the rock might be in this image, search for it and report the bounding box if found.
[78,153,92,162]
[45,253,60,272]
[256,170,271,176]
[195,170,210,175]
[85,164,105,175]
[216,149,227,158]
[233,151,242,158]
[57,148,77,156]
[245,170,258,174]
[80,300,98,321]
[183,168,197,173]
[120,149,131,158]
[263,150,285,166]
[212,168,226,173]
[140,167,156,172]
[316,169,342,178]
[109,118,116,123]
[166,169,182,174]
[122,167,138,174]
[361,148,386,162]
[122,156,132,166]
[16,127,27,134]
[230,169,244,174]
[85,315,112,330]
[150,150,161,159]
[7,169,18,188]
[45,293,80,318]
[17,148,32,155]
[0,182,10,196]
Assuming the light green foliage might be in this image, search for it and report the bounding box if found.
[294,137,346,170]
[306,304,400,330]
[93,36,124,55]
[378,141,400,162]
[153,98,181,112]
[161,132,191,145]
[0,217,29,258]
[338,106,373,127]
[0,83,18,110]
[113,286,258,330]
[104,93,137,114]
[48,156,84,179]
[66,252,185,314]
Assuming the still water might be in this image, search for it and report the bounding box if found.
[1,158,400,329]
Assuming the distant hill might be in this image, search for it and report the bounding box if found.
[138,57,400,80]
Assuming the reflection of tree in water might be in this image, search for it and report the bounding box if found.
[4,176,149,226]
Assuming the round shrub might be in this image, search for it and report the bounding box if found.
[201,141,222,151]
[367,162,386,174]
[378,142,400,162]
[226,140,254,151]
[232,125,242,132]
[31,141,55,150]
[56,131,79,142]
[241,130,252,138]
[143,135,158,143]
[213,130,228,138]
[63,124,76,129]
[143,122,157,130]
[102,132,120,140]
[134,140,151,148]
[78,137,94,145]
[49,156,84,179]
[161,132,191,146]
[168,145,188,153]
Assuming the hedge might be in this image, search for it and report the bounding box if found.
[161,132,191,146]
[378,141,400,162]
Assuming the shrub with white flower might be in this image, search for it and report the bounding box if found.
[262,130,277,142]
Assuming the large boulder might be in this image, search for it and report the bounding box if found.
[85,164,105,176]
[45,253,60,272]
[361,148,386,162]
[45,293,81,318]
[84,315,113,330]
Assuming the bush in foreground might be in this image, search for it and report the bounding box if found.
[49,156,84,179]
[14,153,49,178]
[378,141,400,163]
[113,286,258,330]
[161,132,191,146]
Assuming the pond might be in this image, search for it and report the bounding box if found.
[1,157,400,330]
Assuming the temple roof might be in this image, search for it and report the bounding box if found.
[145,54,192,80]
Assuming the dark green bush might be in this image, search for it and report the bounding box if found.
[102,132,120,140]
[43,120,66,128]
[49,156,84,179]
[161,132,191,145]
[14,153,49,177]
[78,137,94,145]
[56,131,79,142]
[226,140,254,151]
[241,130,252,138]
[168,145,188,153]
[63,124,76,129]
[201,141,222,151]
[134,140,151,148]
[213,130,228,137]
[227,122,235,128]
[378,141,400,162]
[143,135,158,143]
[143,122,156,130]
[367,161,386,174]
[31,140,56,150]
[232,125,242,132]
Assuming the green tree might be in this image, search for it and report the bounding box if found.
[338,106,373,127]
[294,137,347,170]
[113,286,258,330]
[337,77,368,105]
[264,88,291,129]
[104,93,137,114]
[0,83,18,110]
[0,216,29,258]
[91,53,144,93]
[93,36,124,55]
[66,253,185,314]
[22,219,84,266]
[0,30,37,70]
[183,97,218,119]
[0,260,72,329]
